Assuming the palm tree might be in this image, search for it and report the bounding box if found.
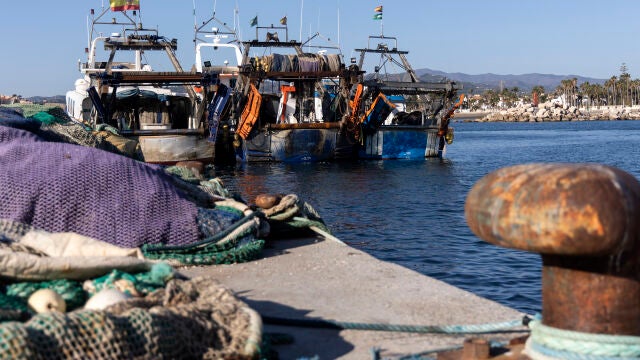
[499,87,519,107]
[580,82,591,108]
[571,78,578,107]
[557,79,574,106]
[619,72,631,106]
[631,79,640,106]
[604,76,617,106]
[532,85,546,103]
[483,89,500,109]
[532,86,545,96]
[594,83,606,108]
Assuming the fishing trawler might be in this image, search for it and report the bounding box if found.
[348,34,463,159]
[192,11,245,165]
[232,22,358,162]
[65,3,227,164]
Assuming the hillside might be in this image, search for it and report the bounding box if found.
[26,95,66,104]
[18,71,608,100]
[416,68,607,94]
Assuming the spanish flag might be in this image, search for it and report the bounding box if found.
[110,0,140,11]
[374,5,383,13]
[280,16,287,25]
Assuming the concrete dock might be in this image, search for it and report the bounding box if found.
[181,236,528,359]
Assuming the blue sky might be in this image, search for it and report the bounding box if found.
[1,0,639,97]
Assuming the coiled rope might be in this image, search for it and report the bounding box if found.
[262,315,529,334]
[525,319,640,360]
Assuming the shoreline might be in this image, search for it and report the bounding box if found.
[455,105,640,122]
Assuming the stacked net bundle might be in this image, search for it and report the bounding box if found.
[321,54,342,72]
[0,277,261,359]
[0,105,138,158]
[297,56,321,72]
[0,111,266,264]
[250,53,342,73]
[0,124,201,248]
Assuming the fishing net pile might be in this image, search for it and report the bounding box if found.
[0,105,331,262]
[0,107,266,257]
[0,105,141,159]
[0,264,261,359]
[0,106,266,358]
[0,105,334,358]
[250,53,343,72]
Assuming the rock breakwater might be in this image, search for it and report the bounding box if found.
[476,102,640,122]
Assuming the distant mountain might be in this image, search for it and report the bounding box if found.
[20,71,607,100]
[415,68,607,94]
[27,95,65,104]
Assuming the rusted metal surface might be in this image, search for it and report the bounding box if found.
[542,260,640,334]
[267,122,342,130]
[461,338,490,360]
[110,72,204,84]
[435,336,529,360]
[465,163,640,335]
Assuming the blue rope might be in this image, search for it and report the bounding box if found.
[527,320,640,360]
[262,315,529,334]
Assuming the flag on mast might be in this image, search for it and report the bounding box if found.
[110,0,140,11]
[373,5,382,20]
[249,16,258,27]
[280,16,287,25]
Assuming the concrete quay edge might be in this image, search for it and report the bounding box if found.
[180,236,528,359]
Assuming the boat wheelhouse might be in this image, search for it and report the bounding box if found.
[66,5,223,164]
[192,12,246,165]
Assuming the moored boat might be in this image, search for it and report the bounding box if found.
[192,11,245,165]
[349,34,463,159]
[66,3,225,164]
[231,23,359,162]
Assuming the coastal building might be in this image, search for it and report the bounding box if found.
[0,94,21,105]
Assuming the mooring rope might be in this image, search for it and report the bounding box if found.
[262,315,529,334]
[525,319,640,360]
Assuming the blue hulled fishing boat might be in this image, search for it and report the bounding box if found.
[349,32,463,159]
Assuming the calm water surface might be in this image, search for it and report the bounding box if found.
[213,120,640,315]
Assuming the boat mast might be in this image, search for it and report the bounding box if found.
[337,3,340,52]
[299,0,303,42]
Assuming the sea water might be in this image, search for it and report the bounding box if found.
[213,120,640,315]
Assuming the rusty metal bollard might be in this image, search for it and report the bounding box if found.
[461,338,490,360]
[465,163,640,336]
